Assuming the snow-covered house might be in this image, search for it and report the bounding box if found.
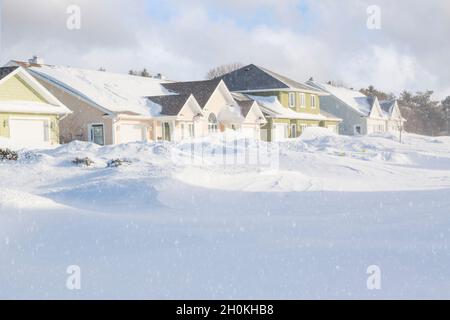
[162,79,267,139]
[307,81,406,136]
[380,100,406,133]
[7,59,206,144]
[0,66,71,147]
[219,64,342,142]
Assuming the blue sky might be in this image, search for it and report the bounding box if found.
[2,0,450,99]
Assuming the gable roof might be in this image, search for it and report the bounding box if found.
[219,64,324,94]
[146,94,193,116]
[0,66,71,115]
[308,81,376,117]
[162,79,222,108]
[379,100,396,115]
[8,61,172,117]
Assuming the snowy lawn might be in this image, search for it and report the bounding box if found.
[1,129,450,299]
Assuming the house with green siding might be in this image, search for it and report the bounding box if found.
[219,64,341,141]
[0,65,71,147]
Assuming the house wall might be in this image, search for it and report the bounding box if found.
[0,75,46,103]
[248,91,321,114]
[35,78,114,144]
[319,95,367,135]
[201,85,233,135]
[0,112,59,144]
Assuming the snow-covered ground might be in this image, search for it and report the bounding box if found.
[1,128,450,299]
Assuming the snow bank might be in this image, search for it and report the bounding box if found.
[1,132,450,299]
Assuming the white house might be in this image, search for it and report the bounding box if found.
[162,79,267,139]
[307,80,406,136]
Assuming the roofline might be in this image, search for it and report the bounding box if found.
[0,66,71,113]
[253,64,327,95]
[27,68,116,117]
[234,88,328,96]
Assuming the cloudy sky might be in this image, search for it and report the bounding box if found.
[1,0,449,99]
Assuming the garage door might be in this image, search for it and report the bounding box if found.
[119,124,145,144]
[9,118,49,146]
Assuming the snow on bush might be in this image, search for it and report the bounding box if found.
[107,158,132,168]
[73,157,95,167]
[0,148,19,161]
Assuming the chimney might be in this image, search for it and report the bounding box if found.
[29,55,44,65]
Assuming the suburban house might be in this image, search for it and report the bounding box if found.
[162,79,267,139]
[8,58,208,145]
[219,64,342,142]
[307,80,406,136]
[0,66,71,147]
[7,59,266,145]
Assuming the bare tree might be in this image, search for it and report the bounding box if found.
[205,63,244,80]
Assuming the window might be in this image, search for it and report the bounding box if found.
[300,124,308,134]
[208,113,218,133]
[354,125,362,135]
[289,92,296,108]
[300,93,306,108]
[291,124,297,138]
[163,122,171,141]
[188,124,195,138]
[180,123,185,140]
[311,95,317,109]
[89,124,105,146]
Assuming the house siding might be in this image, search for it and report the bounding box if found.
[35,78,114,144]
[319,95,367,135]
[0,75,46,103]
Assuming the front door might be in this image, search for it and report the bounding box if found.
[90,124,105,145]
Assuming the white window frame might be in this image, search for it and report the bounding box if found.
[188,123,195,138]
[208,113,218,133]
[300,93,306,108]
[289,92,296,108]
[311,95,317,109]
[162,122,171,141]
[180,123,185,140]
[88,123,105,146]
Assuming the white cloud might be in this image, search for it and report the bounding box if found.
[1,0,449,99]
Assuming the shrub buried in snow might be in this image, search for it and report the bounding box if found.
[0,148,19,161]
[73,157,94,167]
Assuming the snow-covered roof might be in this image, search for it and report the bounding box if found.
[247,95,329,121]
[309,81,374,116]
[219,64,325,95]
[379,100,396,116]
[23,64,173,117]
